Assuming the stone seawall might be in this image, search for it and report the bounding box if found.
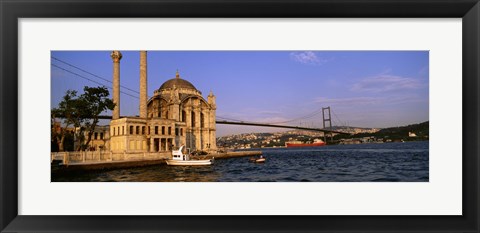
[51,150,262,173]
[201,151,262,160]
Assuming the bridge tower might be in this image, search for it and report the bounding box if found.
[322,106,333,143]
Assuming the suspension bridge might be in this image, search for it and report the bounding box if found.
[92,115,348,135]
[52,56,350,136]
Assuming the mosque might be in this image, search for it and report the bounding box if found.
[106,51,217,154]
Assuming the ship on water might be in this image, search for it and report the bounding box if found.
[285,138,326,148]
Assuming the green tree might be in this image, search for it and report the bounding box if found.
[78,86,115,151]
[51,90,85,152]
[51,86,115,151]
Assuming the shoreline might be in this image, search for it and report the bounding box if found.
[51,150,262,174]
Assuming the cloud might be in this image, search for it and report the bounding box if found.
[217,111,288,123]
[258,110,282,115]
[290,51,331,65]
[315,96,383,106]
[351,75,423,93]
[315,95,426,107]
[418,66,429,76]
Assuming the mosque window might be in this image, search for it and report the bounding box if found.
[168,127,172,135]
[94,132,98,140]
[130,126,134,135]
[180,128,183,136]
[201,113,205,128]
[191,111,195,127]
[162,126,165,135]
[113,127,116,136]
[136,126,139,134]
[155,126,158,134]
[175,128,179,136]
[122,126,125,135]
[100,133,104,140]
[182,111,186,122]
[142,126,145,135]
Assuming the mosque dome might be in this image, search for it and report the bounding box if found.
[158,71,197,91]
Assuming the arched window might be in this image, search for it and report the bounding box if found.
[191,111,196,127]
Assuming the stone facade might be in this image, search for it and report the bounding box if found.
[77,125,110,151]
[139,51,148,118]
[107,51,216,154]
[146,71,217,152]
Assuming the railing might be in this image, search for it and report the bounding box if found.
[51,151,170,165]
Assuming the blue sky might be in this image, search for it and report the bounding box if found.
[51,51,429,136]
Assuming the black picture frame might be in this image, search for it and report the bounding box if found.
[1,0,479,232]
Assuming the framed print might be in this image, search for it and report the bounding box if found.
[1,0,479,232]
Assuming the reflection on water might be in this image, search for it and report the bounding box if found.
[52,141,428,182]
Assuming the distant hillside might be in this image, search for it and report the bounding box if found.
[337,121,429,141]
[377,121,428,137]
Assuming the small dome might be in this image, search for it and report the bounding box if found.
[158,71,197,91]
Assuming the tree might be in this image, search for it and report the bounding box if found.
[51,86,115,151]
[51,90,85,152]
[78,86,115,151]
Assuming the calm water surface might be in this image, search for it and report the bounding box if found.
[52,141,428,182]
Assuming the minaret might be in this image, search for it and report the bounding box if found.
[110,51,122,119]
[207,91,217,150]
[139,51,148,118]
[208,90,216,107]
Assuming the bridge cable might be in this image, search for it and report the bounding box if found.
[51,64,140,99]
[52,56,140,95]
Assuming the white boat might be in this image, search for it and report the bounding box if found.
[249,156,266,163]
[165,145,214,166]
[254,158,266,163]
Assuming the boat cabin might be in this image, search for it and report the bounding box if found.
[172,145,190,161]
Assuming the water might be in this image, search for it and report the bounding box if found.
[52,141,429,182]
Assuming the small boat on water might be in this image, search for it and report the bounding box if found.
[249,156,266,163]
[285,138,326,148]
[166,146,214,166]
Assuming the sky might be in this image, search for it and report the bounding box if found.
[51,51,429,137]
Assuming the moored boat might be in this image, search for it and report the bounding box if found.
[285,138,326,148]
[166,145,214,166]
[255,158,266,163]
[249,156,266,163]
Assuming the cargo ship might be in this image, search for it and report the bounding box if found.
[285,139,326,148]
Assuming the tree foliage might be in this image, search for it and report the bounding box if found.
[51,86,115,151]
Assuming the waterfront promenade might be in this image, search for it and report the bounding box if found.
[51,150,262,171]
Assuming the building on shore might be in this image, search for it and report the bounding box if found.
[76,125,111,151]
[108,51,217,155]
